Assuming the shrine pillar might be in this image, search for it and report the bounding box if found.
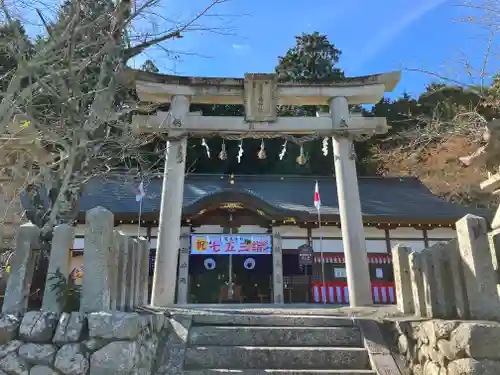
[330,96,373,307]
[151,95,189,307]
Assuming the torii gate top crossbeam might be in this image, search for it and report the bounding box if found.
[126,69,401,106]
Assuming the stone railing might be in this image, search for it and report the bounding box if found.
[392,213,500,321]
[2,206,150,315]
[0,206,161,375]
[390,213,500,375]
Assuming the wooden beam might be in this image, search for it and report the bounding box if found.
[131,112,388,136]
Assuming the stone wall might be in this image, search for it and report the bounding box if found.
[0,310,165,375]
[391,318,500,375]
[2,206,150,316]
[391,214,500,321]
[0,205,161,374]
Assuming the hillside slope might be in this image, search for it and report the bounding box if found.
[373,136,496,208]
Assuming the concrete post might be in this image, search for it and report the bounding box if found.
[391,245,413,314]
[3,223,40,315]
[42,224,74,313]
[330,96,372,307]
[272,229,284,304]
[80,206,115,313]
[115,231,130,310]
[137,237,150,306]
[176,227,191,304]
[456,214,500,320]
[151,96,189,307]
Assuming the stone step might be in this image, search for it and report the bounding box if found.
[191,314,354,327]
[184,370,376,375]
[188,326,362,347]
[183,346,370,370]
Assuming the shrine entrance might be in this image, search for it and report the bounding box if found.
[187,234,274,304]
[131,68,401,307]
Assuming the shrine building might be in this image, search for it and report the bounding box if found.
[68,173,470,305]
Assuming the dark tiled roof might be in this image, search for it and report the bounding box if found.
[78,174,473,222]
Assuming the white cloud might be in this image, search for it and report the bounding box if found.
[350,0,450,72]
[232,43,251,50]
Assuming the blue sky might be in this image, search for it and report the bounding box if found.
[18,0,496,100]
[132,0,497,100]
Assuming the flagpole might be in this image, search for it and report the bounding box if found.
[317,209,327,305]
[137,198,143,238]
[314,180,327,305]
[136,181,145,238]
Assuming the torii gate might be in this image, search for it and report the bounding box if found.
[130,70,401,307]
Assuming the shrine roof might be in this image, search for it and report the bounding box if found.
[78,174,476,225]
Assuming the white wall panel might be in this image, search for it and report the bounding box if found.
[282,238,308,249]
[311,239,343,253]
[389,227,425,239]
[364,227,387,238]
[238,225,268,234]
[276,226,308,237]
[426,228,456,239]
[311,226,342,237]
[366,240,388,253]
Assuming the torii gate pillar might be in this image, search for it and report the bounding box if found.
[331,97,372,306]
[150,95,189,307]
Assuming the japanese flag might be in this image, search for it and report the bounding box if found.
[314,181,321,211]
[136,181,145,202]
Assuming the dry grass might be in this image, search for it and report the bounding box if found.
[374,136,497,207]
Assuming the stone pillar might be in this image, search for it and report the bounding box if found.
[151,96,189,307]
[131,238,140,308]
[137,237,150,306]
[42,224,75,313]
[115,231,130,310]
[488,229,500,298]
[125,237,136,310]
[176,227,191,304]
[272,229,284,304]
[109,231,119,310]
[391,245,413,314]
[420,249,439,317]
[456,214,500,320]
[2,223,40,315]
[408,252,426,316]
[447,239,469,319]
[427,243,456,318]
[330,96,372,307]
[80,206,115,313]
